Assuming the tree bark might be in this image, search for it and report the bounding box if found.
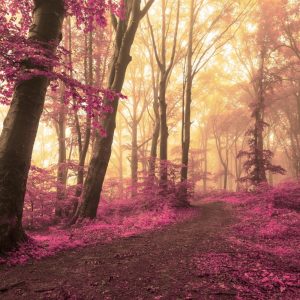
[55,84,68,216]
[148,56,160,178]
[159,76,169,184]
[75,31,93,197]
[203,130,208,192]
[117,120,124,196]
[74,0,154,220]
[295,86,300,177]
[180,0,194,202]
[55,22,69,215]
[0,0,65,252]
[253,46,267,184]
[131,117,138,196]
[149,96,160,176]
[213,127,229,190]
[147,0,180,188]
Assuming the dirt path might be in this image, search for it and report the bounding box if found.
[0,202,236,299]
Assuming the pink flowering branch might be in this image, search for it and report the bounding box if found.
[1,0,125,133]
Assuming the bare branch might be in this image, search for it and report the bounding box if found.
[140,0,155,19]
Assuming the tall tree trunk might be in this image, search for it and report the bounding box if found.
[73,0,154,220]
[223,137,229,190]
[147,0,180,188]
[117,121,124,196]
[55,84,67,216]
[228,155,233,191]
[253,111,266,183]
[131,118,138,197]
[295,86,300,178]
[159,76,169,184]
[253,46,267,184]
[234,139,242,191]
[67,17,84,183]
[214,128,229,191]
[266,132,274,186]
[223,166,228,190]
[56,23,69,215]
[149,61,160,178]
[203,131,208,192]
[0,0,65,252]
[129,76,139,197]
[75,31,93,197]
[149,96,160,176]
[158,0,168,186]
[180,0,194,203]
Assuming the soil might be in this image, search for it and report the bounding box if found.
[0,202,297,299]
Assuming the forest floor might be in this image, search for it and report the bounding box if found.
[0,201,299,300]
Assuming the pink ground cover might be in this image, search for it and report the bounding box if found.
[191,182,300,299]
[228,184,300,259]
[195,183,299,255]
[0,200,195,266]
[191,251,299,299]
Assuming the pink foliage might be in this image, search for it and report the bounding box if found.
[22,158,193,232]
[208,183,300,259]
[23,166,57,229]
[228,183,300,258]
[1,0,125,133]
[1,197,195,266]
[258,219,288,238]
[191,251,299,299]
[273,181,300,211]
[191,181,300,298]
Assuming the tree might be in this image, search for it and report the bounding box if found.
[148,53,160,178]
[180,0,252,199]
[147,0,180,186]
[200,125,210,192]
[212,109,247,190]
[0,0,119,252]
[120,58,151,196]
[180,0,194,199]
[234,2,286,186]
[74,30,93,198]
[55,21,70,215]
[0,0,65,252]
[266,0,300,178]
[74,0,155,220]
[138,30,160,178]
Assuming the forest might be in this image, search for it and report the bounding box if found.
[0,0,299,299]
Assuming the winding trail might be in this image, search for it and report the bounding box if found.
[0,202,236,299]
